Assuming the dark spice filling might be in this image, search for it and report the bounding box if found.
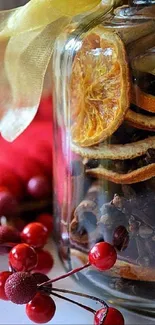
[86,148,155,174]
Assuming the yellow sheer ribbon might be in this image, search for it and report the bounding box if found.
[0,0,116,141]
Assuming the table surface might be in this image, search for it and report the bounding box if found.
[0,241,154,325]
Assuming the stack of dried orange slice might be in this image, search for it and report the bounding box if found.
[71,25,155,185]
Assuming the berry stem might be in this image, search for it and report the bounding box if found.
[38,262,90,287]
[51,292,95,314]
[51,287,108,308]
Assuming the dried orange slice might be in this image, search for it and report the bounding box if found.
[132,84,155,113]
[126,109,155,131]
[70,248,155,281]
[70,27,130,147]
[86,163,155,184]
[71,136,155,160]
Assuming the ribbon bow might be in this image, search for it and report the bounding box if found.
[0,0,117,141]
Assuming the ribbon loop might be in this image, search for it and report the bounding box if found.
[0,0,115,141]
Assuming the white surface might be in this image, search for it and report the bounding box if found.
[0,241,154,325]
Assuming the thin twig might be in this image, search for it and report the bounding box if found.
[51,292,95,314]
[51,287,108,308]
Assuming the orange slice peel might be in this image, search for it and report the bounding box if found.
[132,84,155,113]
[71,136,155,160]
[86,163,155,184]
[70,27,130,147]
[125,109,155,131]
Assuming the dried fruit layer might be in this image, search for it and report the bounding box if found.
[70,27,130,147]
[86,163,155,184]
[71,136,155,160]
[125,110,155,131]
[70,249,155,281]
[132,85,155,113]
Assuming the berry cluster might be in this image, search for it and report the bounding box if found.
[0,222,124,325]
[0,112,53,230]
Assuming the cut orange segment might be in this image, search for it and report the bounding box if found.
[132,84,155,113]
[70,27,130,147]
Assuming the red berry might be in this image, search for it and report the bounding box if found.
[5,272,37,305]
[0,271,12,300]
[9,243,38,272]
[36,214,53,234]
[33,249,54,274]
[94,307,124,325]
[32,273,50,285]
[0,225,20,244]
[21,222,48,249]
[26,293,56,324]
[32,273,52,296]
[0,191,18,218]
[27,176,51,199]
[89,242,117,271]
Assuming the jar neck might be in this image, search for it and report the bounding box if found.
[129,0,155,6]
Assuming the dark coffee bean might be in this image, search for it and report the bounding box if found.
[85,159,99,169]
[147,148,155,159]
[70,160,84,176]
[113,161,127,173]
[113,225,129,251]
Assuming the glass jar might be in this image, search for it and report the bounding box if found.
[52,0,155,315]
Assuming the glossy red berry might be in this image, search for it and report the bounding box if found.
[0,271,12,300]
[32,273,52,295]
[21,222,48,249]
[33,249,54,274]
[36,213,53,234]
[0,225,20,244]
[26,293,56,324]
[5,272,37,305]
[89,242,117,271]
[9,243,38,272]
[94,307,124,325]
[27,176,51,199]
[32,273,50,285]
